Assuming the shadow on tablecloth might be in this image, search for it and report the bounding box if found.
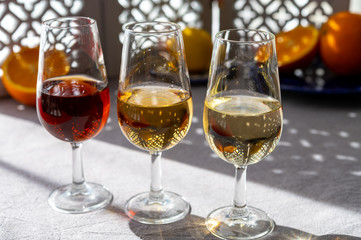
[106,202,361,240]
[126,212,361,240]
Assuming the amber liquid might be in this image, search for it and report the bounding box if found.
[117,87,193,151]
[203,94,282,166]
[38,75,110,142]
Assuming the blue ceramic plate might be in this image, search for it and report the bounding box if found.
[280,72,361,94]
[279,56,361,94]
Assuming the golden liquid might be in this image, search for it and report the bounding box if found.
[117,87,193,152]
[203,95,282,166]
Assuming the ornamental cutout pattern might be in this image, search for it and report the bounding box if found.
[0,0,83,63]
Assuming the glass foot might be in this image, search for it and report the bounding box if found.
[205,206,274,240]
[48,182,113,214]
[124,191,190,224]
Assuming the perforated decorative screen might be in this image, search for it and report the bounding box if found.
[0,0,84,63]
[117,0,207,43]
[220,0,350,32]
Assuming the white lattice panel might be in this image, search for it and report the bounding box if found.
[99,0,210,77]
[221,0,350,33]
[0,0,83,64]
[117,0,206,43]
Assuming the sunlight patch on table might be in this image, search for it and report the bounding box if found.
[338,131,349,138]
[265,155,274,161]
[17,104,26,111]
[300,139,312,148]
[336,155,357,162]
[350,142,360,149]
[278,141,292,147]
[104,125,113,131]
[312,154,324,162]
[288,128,298,134]
[195,128,204,135]
[350,171,361,176]
[180,139,192,145]
[192,116,199,123]
[272,169,284,174]
[0,113,57,155]
[309,129,330,136]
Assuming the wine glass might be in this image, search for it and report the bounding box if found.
[117,22,193,224]
[36,17,112,213]
[203,29,283,239]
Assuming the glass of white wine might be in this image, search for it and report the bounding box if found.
[203,29,283,239]
[117,22,193,224]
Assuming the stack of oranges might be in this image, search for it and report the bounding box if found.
[275,11,361,76]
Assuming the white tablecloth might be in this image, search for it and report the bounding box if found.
[1,82,361,239]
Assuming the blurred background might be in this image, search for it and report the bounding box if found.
[0,0,361,101]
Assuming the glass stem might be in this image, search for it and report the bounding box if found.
[231,166,249,218]
[149,151,164,201]
[71,142,85,186]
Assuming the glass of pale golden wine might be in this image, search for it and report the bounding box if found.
[117,22,193,224]
[203,29,283,239]
[36,17,112,213]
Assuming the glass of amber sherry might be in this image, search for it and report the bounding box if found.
[117,22,193,224]
[36,17,112,213]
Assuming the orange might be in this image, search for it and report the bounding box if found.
[1,46,70,106]
[275,25,319,72]
[1,46,39,106]
[182,27,213,73]
[320,11,361,75]
[255,44,272,63]
[43,49,70,79]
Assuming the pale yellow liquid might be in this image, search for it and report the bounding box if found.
[203,95,282,166]
[117,87,193,152]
